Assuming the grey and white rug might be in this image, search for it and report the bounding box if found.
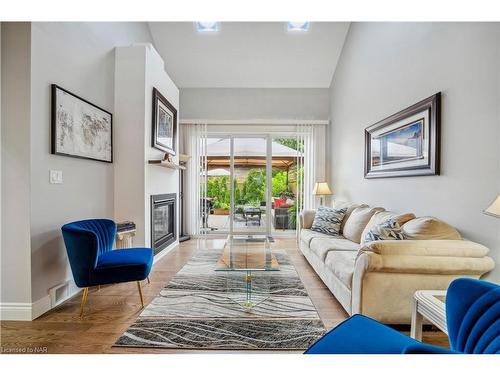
[115,248,326,350]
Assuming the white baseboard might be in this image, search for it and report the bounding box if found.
[0,302,33,321]
[1,280,82,321]
[31,295,52,320]
[153,240,179,264]
[1,245,176,321]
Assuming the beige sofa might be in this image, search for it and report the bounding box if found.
[299,202,495,324]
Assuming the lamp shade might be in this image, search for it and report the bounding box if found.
[484,194,500,218]
[313,182,333,196]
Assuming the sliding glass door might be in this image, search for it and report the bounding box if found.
[229,136,271,236]
[194,129,310,238]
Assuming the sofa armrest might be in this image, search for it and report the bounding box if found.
[299,209,316,229]
[361,240,490,258]
[355,240,495,275]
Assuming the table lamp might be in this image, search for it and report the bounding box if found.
[313,182,333,206]
[483,194,500,218]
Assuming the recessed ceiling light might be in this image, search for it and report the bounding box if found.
[287,22,310,32]
[195,22,220,33]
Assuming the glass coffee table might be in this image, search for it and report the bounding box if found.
[215,236,279,309]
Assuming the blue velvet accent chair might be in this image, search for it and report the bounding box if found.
[61,219,154,318]
[305,278,500,354]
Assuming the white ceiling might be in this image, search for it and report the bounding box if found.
[148,22,350,88]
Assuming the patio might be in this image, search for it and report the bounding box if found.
[202,137,303,234]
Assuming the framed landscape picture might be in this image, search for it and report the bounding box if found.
[364,93,441,178]
[51,84,113,163]
[152,87,177,156]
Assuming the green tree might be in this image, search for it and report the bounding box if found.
[271,170,288,196]
[274,138,304,152]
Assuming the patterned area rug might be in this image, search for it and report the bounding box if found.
[115,248,326,350]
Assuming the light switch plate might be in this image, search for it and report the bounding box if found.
[49,170,63,184]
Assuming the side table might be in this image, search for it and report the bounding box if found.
[116,228,136,249]
[411,290,448,340]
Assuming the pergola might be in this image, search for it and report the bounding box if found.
[206,138,302,171]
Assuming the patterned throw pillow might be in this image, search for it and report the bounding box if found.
[363,218,406,243]
[311,206,347,236]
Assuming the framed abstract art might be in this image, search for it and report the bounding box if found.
[364,93,441,178]
[152,87,177,156]
[51,84,113,163]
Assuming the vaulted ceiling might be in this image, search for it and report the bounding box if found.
[148,22,350,88]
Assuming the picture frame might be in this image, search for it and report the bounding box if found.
[51,84,113,163]
[364,92,441,178]
[152,87,177,156]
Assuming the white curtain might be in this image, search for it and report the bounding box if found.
[183,122,319,237]
[184,123,207,235]
[296,124,317,235]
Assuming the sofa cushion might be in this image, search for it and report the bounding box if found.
[300,228,334,247]
[363,219,406,243]
[361,211,416,244]
[333,201,369,233]
[401,216,461,240]
[309,237,360,261]
[324,251,358,288]
[311,206,347,236]
[343,206,385,244]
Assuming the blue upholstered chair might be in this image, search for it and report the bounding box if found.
[61,219,153,318]
[305,278,500,354]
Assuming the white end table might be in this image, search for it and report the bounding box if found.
[116,228,136,249]
[411,290,448,340]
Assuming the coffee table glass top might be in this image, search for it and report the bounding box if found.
[215,236,279,272]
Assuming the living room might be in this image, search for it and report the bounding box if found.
[1,0,499,372]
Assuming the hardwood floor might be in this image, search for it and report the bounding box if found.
[0,238,448,353]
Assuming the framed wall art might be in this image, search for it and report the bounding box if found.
[51,84,113,163]
[364,92,441,178]
[152,87,177,156]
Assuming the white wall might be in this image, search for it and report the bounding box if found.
[328,23,500,281]
[1,23,33,318]
[180,88,329,121]
[114,44,180,249]
[28,23,152,312]
[144,46,180,248]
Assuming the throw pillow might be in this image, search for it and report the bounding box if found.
[401,217,461,240]
[360,211,416,245]
[342,206,385,243]
[363,218,406,243]
[333,201,369,233]
[311,206,347,236]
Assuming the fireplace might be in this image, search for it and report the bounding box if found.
[150,193,177,255]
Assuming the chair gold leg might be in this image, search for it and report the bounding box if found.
[137,281,144,308]
[97,285,100,291]
[147,277,151,284]
[79,287,89,318]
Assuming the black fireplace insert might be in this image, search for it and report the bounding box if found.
[150,193,177,255]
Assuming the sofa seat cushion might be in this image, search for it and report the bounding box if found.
[92,248,153,285]
[324,250,358,288]
[300,228,335,247]
[309,237,359,261]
